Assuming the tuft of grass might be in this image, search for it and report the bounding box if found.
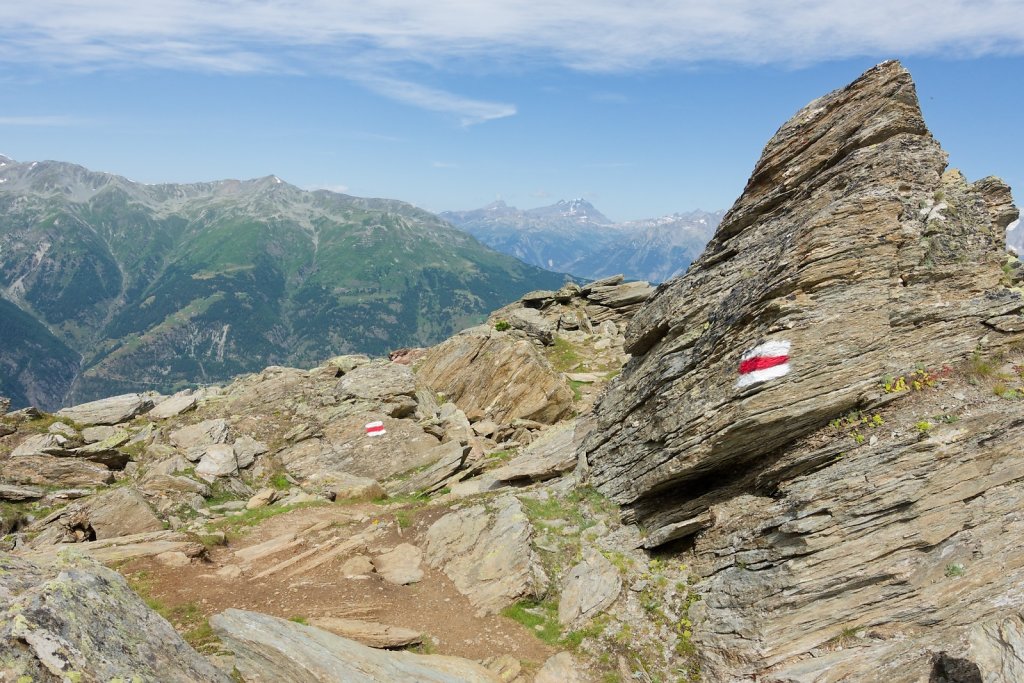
[394,509,414,529]
[569,380,588,402]
[562,615,610,650]
[945,563,966,578]
[288,615,309,625]
[494,319,511,331]
[965,350,997,383]
[269,473,292,491]
[410,638,437,655]
[915,420,933,435]
[826,625,862,649]
[501,599,561,646]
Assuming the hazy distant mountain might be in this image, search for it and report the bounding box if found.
[441,199,722,283]
[0,155,566,409]
[1008,219,1023,254]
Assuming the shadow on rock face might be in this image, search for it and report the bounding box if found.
[930,652,982,683]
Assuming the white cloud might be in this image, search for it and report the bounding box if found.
[1,1,1022,117]
[350,73,515,125]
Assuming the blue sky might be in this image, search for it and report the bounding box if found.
[0,1,1022,222]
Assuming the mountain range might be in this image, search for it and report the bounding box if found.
[441,199,723,283]
[1009,219,1023,253]
[0,156,566,410]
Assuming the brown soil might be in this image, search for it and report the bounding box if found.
[120,501,556,669]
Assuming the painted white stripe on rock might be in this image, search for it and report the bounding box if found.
[740,339,791,361]
[735,362,791,388]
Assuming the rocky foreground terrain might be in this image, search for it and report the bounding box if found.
[3,60,1024,682]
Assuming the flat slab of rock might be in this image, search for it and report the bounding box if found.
[148,391,199,420]
[24,530,205,565]
[0,483,44,502]
[584,280,654,308]
[10,433,72,457]
[558,548,621,627]
[484,421,577,486]
[336,361,417,402]
[57,393,154,426]
[195,444,239,480]
[88,486,165,539]
[424,496,545,615]
[29,486,165,544]
[170,417,230,449]
[308,617,423,648]
[81,425,117,443]
[0,553,230,682]
[140,473,211,497]
[279,413,442,483]
[372,543,424,585]
[388,441,466,496]
[211,608,499,682]
[2,455,114,487]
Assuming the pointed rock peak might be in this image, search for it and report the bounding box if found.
[251,174,288,188]
[585,61,1020,544]
[716,59,928,246]
[531,197,611,224]
[0,154,13,166]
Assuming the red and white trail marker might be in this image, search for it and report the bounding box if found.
[365,420,386,437]
[736,340,791,388]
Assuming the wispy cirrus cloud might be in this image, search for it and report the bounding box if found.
[1,1,1022,121]
[350,73,515,126]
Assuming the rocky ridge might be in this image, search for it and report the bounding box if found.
[584,59,1024,680]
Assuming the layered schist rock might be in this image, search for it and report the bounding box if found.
[0,552,230,682]
[584,60,1024,680]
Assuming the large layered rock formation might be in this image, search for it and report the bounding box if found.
[0,552,230,681]
[584,60,1024,679]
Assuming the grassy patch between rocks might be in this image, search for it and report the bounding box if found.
[549,336,583,372]
[125,569,219,650]
[502,599,561,646]
[208,500,327,539]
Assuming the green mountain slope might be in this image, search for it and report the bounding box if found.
[0,157,566,408]
[0,297,81,409]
